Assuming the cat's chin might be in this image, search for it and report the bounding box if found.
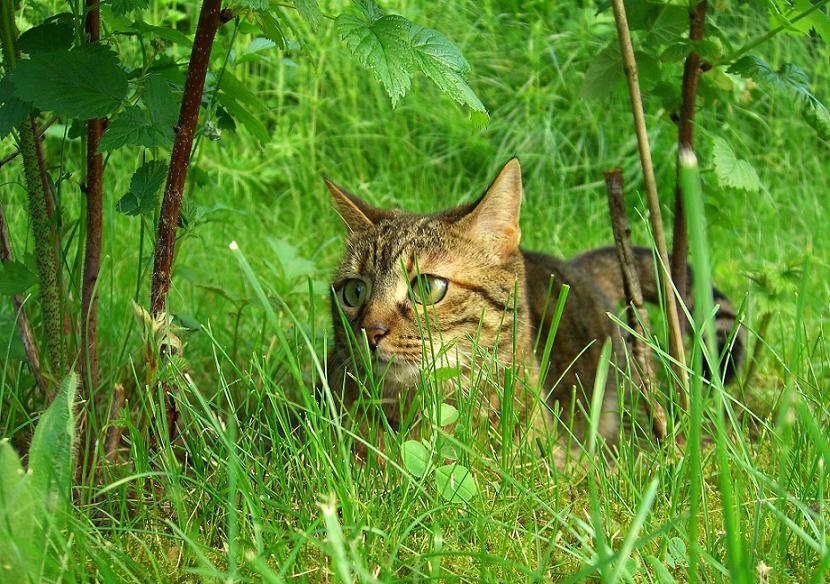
[373,352,420,384]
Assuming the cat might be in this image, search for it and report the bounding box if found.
[323,158,744,461]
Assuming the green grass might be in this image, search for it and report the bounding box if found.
[2,0,830,581]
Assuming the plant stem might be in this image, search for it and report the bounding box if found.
[81,0,104,399]
[721,0,830,65]
[670,0,707,311]
[604,168,667,442]
[0,203,46,395]
[610,0,689,405]
[150,0,229,317]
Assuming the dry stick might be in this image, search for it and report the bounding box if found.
[670,0,707,310]
[148,0,231,442]
[150,0,229,317]
[610,0,689,410]
[604,169,668,441]
[81,0,104,400]
[0,203,46,395]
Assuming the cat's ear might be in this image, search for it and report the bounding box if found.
[459,158,523,258]
[323,177,387,232]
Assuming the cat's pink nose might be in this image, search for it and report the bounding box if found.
[363,324,389,349]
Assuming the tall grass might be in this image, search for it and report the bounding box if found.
[1,0,829,581]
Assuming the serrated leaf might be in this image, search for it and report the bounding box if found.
[409,24,487,118]
[0,440,36,579]
[581,44,624,100]
[295,0,322,31]
[234,0,268,9]
[435,464,477,503]
[236,37,277,64]
[127,20,193,46]
[10,45,127,119]
[401,440,430,477]
[0,261,38,295]
[112,0,150,15]
[255,11,287,51]
[646,4,688,44]
[18,19,74,54]
[142,74,178,126]
[0,75,32,139]
[29,372,78,524]
[99,106,171,151]
[336,9,413,105]
[117,161,167,216]
[711,136,762,192]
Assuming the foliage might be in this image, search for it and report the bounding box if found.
[0,373,78,583]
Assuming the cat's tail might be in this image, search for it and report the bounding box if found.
[568,246,745,385]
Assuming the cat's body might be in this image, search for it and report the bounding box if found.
[325,159,743,459]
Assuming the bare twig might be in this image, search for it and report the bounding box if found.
[670,0,707,310]
[610,0,689,407]
[81,0,104,399]
[604,169,668,442]
[150,0,226,317]
[0,203,46,395]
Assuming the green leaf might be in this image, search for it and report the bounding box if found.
[17,19,74,54]
[126,20,193,47]
[117,161,168,216]
[233,0,269,9]
[645,4,688,44]
[99,75,177,151]
[336,8,413,106]
[255,11,287,51]
[0,441,36,580]
[112,0,150,15]
[0,75,32,139]
[28,372,78,523]
[401,440,430,478]
[0,261,38,295]
[295,0,322,31]
[408,24,487,119]
[236,37,277,64]
[435,464,477,503]
[10,45,128,119]
[711,136,762,193]
[215,89,271,143]
[434,402,459,427]
[581,44,623,100]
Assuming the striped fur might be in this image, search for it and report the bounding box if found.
[325,159,744,460]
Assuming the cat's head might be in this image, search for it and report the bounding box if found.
[326,159,530,383]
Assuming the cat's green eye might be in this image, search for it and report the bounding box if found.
[342,278,368,307]
[411,274,448,305]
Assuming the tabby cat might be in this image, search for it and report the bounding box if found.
[324,159,743,460]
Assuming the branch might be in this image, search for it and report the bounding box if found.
[604,169,667,442]
[150,0,226,317]
[610,0,689,407]
[81,0,104,399]
[670,0,707,314]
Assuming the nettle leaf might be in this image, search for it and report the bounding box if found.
[295,0,322,31]
[233,0,269,9]
[401,440,430,478]
[10,45,128,119]
[728,55,830,140]
[100,75,177,151]
[0,261,38,295]
[711,136,762,193]
[17,18,74,54]
[435,464,478,503]
[336,8,413,105]
[660,39,722,64]
[0,76,33,139]
[127,20,193,47]
[645,4,688,44]
[112,0,151,16]
[408,24,487,121]
[255,11,287,51]
[581,44,623,100]
[236,37,277,64]
[117,161,168,216]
